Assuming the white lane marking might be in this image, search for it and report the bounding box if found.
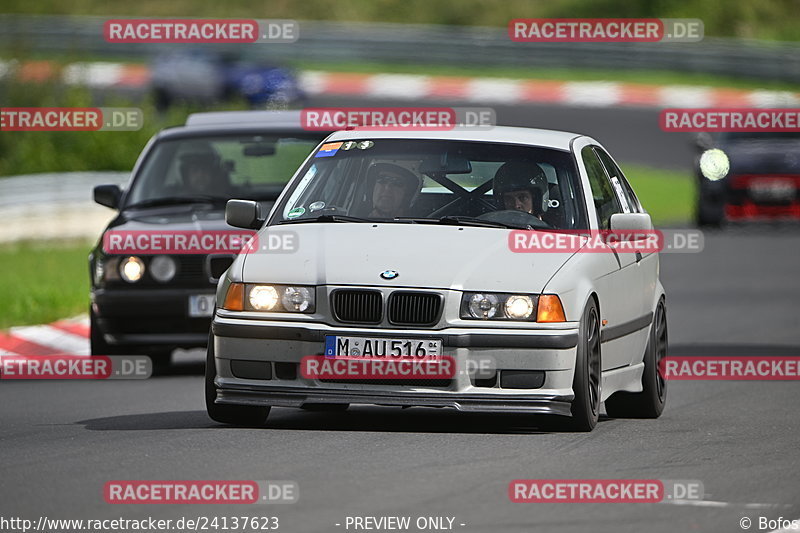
[8,325,90,355]
[366,74,431,99]
[562,81,622,107]
[658,85,713,108]
[748,90,800,108]
[465,78,523,103]
[297,70,330,95]
[63,62,124,87]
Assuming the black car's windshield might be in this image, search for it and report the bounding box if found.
[124,134,321,208]
[271,139,586,230]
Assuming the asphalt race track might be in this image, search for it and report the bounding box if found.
[1,100,799,533]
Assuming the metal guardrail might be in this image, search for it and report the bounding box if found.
[1,14,800,83]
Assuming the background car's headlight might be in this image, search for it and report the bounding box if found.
[149,255,177,283]
[461,292,539,321]
[282,286,313,312]
[249,285,280,311]
[119,256,145,283]
[244,284,316,313]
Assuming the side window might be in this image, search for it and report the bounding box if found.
[595,148,641,213]
[581,146,619,229]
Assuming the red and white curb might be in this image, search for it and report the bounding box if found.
[1,59,798,109]
[0,316,89,357]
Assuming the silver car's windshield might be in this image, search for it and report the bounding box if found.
[125,134,321,208]
[271,139,587,230]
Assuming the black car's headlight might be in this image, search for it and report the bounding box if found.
[223,283,315,313]
[119,256,145,283]
[461,292,537,321]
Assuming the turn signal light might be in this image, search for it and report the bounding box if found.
[537,295,566,322]
[222,283,244,311]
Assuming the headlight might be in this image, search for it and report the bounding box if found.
[245,284,316,313]
[461,292,539,321]
[282,286,313,312]
[699,148,729,181]
[120,256,145,283]
[149,255,177,283]
[505,295,535,320]
[249,285,280,311]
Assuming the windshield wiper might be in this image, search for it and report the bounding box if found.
[437,216,532,230]
[125,195,229,209]
[278,214,374,224]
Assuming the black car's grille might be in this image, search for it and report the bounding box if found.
[388,292,442,326]
[331,290,382,324]
[175,255,206,283]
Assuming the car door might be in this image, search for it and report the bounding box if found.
[594,147,658,365]
[580,145,647,371]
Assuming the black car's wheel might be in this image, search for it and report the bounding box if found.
[89,306,114,355]
[566,298,602,432]
[205,333,270,426]
[605,299,668,419]
[91,307,173,374]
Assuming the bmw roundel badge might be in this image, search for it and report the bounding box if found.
[380,270,399,280]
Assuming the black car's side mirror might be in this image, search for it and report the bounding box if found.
[94,184,122,209]
[226,199,264,229]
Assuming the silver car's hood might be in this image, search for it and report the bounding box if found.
[242,223,574,293]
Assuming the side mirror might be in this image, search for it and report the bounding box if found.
[226,199,263,229]
[94,184,121,209]
[610,213,652,240]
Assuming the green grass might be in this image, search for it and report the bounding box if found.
[621,164,695,225]
[0,240,93,329]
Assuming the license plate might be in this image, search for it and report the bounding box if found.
[188,294,216,317]
[324,336,442,358]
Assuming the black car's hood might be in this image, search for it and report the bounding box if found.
[725,140,800,175]
[108,204,232,232]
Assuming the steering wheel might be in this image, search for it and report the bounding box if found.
[476,210,553,229]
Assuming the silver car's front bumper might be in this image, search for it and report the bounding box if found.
[211,316,581,416]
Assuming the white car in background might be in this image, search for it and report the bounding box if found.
[206,127,668,431]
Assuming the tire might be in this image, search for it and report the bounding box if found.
[205,333,270,426]
[89,306,114,356]
[301,403,349,412]
[695,195,724,227]
[566,298,602,432]
[91,307,173,373]
[605,299,667,419]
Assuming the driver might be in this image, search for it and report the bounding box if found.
[492,160,550,220]
[367,162,421,218]
[179,152,231,196]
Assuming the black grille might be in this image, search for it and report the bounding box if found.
[175,255,206,283]
[388,292,442,326]
[331,290,382,324]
